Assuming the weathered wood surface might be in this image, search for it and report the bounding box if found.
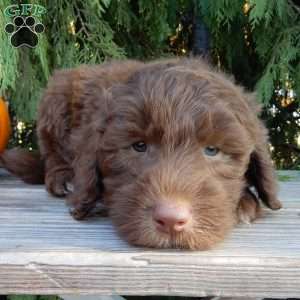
[0,169,299,297]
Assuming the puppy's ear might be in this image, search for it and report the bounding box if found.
[67,88,112,220]
[245,142,282,210]
[67,123,105,220]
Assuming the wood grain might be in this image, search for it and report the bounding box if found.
[0,169,299,297]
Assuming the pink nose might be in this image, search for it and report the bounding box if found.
[153,203,191,233]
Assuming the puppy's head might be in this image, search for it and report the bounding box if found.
[98,60,277,250]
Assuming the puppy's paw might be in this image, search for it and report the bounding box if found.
[45,170,72,197]
[237,189,261,224]
[70,206,89,220]
[69,202,102,220]
[69,202,108,220]
[67,193,101,220]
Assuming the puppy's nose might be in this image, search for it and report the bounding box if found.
[153,203,190,233]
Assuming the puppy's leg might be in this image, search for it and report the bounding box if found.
[37,71,74,197]
[44,155,73,197]
[38,132,73,197]
[237,188,261,224]
[38,118,73,197]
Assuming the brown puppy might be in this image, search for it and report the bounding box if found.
[0,58,281,250]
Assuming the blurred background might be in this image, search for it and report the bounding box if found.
[0,0,299,170]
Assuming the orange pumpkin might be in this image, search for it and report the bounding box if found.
[0,97,11,153]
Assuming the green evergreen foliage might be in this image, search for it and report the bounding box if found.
[199,0,300,93]
[0,0,299,168]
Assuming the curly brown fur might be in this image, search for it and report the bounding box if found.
[0,58,281,250]
[0,148,44,184]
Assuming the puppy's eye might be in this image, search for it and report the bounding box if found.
[204,146,219,156]
[132,141,147,152]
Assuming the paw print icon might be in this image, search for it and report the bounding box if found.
[5,16,45,48]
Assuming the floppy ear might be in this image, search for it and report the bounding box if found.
[67,86,112,220]
[67,119,107,220]
[245,141,282,210]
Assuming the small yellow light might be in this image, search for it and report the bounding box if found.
[17,121,24,131]
[281,97,294,107]
[68,20,76,35]
[243,2,250,14]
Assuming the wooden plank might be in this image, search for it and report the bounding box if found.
[0,169,299,297]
